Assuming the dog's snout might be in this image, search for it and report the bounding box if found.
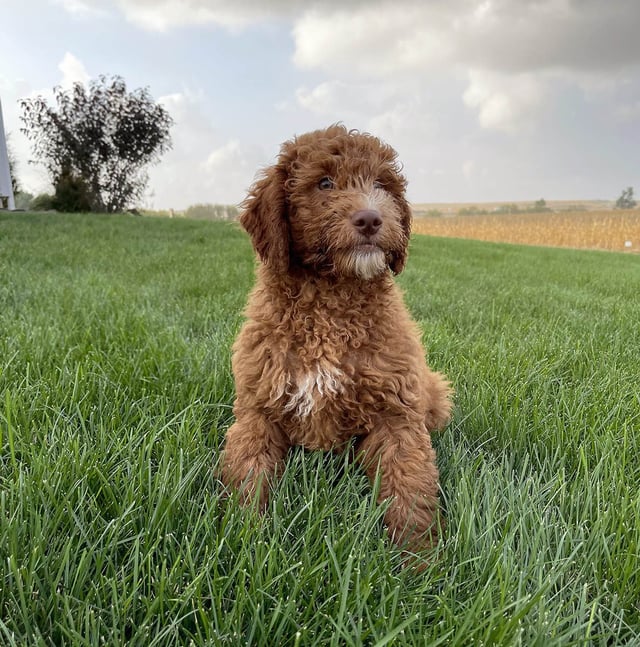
[351,210,382,236]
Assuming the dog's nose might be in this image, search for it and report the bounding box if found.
[351,210,382,236]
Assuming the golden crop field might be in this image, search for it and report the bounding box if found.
[411,209,640,253]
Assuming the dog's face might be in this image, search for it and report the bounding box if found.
[241,125,412,279]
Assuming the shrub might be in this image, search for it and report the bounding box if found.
[52,167,92,212]
[30,193,56,211]
[14,191,34,210]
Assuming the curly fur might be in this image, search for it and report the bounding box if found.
[221,125,453,557]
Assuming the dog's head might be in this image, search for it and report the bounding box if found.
[240,124,412,279]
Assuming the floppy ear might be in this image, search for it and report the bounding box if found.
[390,196,412,275]
[240,164,290,273]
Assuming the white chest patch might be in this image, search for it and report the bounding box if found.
[282,365,345,418]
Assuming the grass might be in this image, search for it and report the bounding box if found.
[1,211,639,646]
[412,209,640,253]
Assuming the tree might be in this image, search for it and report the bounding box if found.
[532,198,550,212]
[20,75,173,213]
[615,187,637,209]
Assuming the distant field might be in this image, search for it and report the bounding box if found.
[1,212,639,645]
[412,199,613,215]
[161,201,640,253]
[412,209,640,253]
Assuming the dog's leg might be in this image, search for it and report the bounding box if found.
[357,422,442,555]
[220,411,289,509]
[424,370,454,432]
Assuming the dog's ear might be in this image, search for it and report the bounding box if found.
[240,164,290,273]
[390,197,412,275]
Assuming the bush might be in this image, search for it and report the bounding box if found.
[30,193,56,211]
[52,168,92,212]
[14,191,34,210]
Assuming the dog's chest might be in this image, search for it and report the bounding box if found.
[281,364,346,419]
[276,362,357,449]
[244,279,420,448]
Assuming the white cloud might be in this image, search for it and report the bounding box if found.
[58,0,377,31]
[112,0,300,31]
[53,0,263,30]
[50,1,640,140]
[367,99,436,141]
[453,0,640,74]
[146,92,262,208]
[52,0,109,19]
[202,140,254,196]
[291,1,640,77]
[463,70,545,133]
[295,82,346,116]
[293,4,451,78]
[288,1,640,135]
[52,0,640,76]
[462,160,476,180]
[295,80,398,122]
[116,0,229,31]
[614,100,640,123]
[58,52,90,89]
[204,140,239,168]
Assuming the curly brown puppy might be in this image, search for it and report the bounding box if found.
[221,124,453,555]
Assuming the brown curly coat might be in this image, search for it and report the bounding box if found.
[221,125,453,555]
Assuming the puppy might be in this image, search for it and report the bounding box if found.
[221,125,452,555]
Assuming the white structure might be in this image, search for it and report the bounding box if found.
[0,98,16,210]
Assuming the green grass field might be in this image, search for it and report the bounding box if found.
[1,212,639,646]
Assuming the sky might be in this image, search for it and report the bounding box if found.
[1,0,639,209]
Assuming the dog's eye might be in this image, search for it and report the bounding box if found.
[318,177,335,190]
[373,180,385,190]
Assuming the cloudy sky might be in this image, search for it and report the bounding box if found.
[2,0,639,209]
